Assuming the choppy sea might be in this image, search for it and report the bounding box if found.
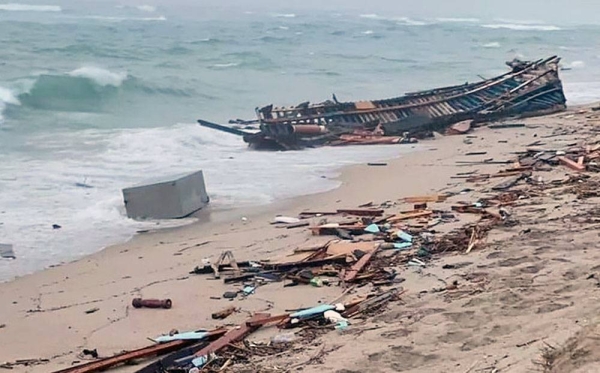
[1,3,599,281]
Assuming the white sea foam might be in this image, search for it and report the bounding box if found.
[278,26,289,30]
[567,60,585,69]
[85,15,166,22]
[363,30,374,35]
[482,23,561,31]
[360,14,426,26]
[395,17,427,26]
[495,18,544,25]
[272,13,295,18]
[136,5,156,12]
[436,17,480,23]
[212,63,239,68]
[0,122,413,281]
[0,86,20,106]
[68,67,128,87]
[0,3,61,12]
[564,82,600,105]
[482,42,501,48]
[0,86,20,122]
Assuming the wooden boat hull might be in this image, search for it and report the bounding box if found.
[199,56,566,150]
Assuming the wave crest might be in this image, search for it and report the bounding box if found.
[85,15,166,22]
[482,23,561,31]
[0,3,61,12]
[136,5,156,12]
[68,67,127,87]
[436,17,480,23]
[482,42,501,48]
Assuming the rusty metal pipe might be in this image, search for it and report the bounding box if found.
[132,298,172,309]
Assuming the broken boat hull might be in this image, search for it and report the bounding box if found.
[198,56,566,150]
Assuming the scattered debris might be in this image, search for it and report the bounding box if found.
[211,306,237,320]
[131,298,172,309]
[367,162,388,166]
[1,359,50,370]
[84,307,100,314]
[488,123,526,129]
[82,349,99,359]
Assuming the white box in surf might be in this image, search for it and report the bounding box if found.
[122,170,209,220]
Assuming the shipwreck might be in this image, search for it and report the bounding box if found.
[199,55,566,150]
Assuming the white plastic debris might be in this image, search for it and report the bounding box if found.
[273,216,301,224]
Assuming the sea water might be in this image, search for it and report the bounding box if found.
[0,3,599,281]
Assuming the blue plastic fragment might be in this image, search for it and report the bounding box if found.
[290,304,335,319]
[153,331,208,343]
[393,242,413,250]
[243,286,255,295]
[396,230,413,242]
[336,320,349,330]
[364,224,380,233]
[192,355,208,368]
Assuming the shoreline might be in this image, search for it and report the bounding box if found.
[4,104,600,372]
[0,141,422,284]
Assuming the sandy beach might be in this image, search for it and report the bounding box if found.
[3,105,600,372]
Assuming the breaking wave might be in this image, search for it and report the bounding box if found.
[136,5,156,12]
[435,17,480,23]
[211,63,240,69]
[85,15,166,22]
[482,23,561,31]
[566,60,585,69]
[396,17,427,26]
[3,67,195,114]
[360,14,426,26]
[482,42,501,48]
[0,3,61,12]
[68,67,127,87]
[0,86,20,121]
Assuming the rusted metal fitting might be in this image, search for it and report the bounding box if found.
[132,298,172,309]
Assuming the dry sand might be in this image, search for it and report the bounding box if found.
[3,106,600,372]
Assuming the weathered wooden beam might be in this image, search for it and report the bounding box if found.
[558,156,585,171]
[52,329,227,373]
[343,248,379,282]
[402,195,447,203]
[262,254,348,272]
[191,314,271,366]
[387,210,433,223]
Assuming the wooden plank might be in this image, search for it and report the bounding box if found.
[387,210,433,223]
[262,254,348,272]
[355,101,377,110]
[193,314,270,359]
[558,156,585,172]
[402,195,447,203]
[246,314,289,328]
[336,208,384,217]
[53,329,227,373]
[326,241,379,256]
[343,248,379,282]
